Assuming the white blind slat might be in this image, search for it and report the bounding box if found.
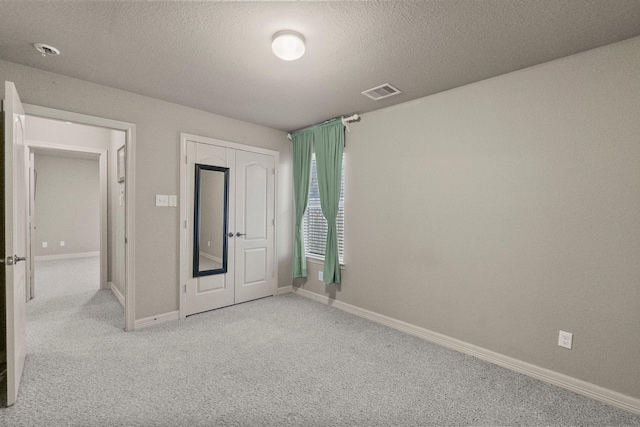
[303,153,345,262]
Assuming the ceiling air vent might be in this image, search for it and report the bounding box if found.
[361,83,401,101]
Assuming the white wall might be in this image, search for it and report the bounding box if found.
[299,37,640,400]
[27,116,113,150]
[33,154,100,257]
[1,59,293,320]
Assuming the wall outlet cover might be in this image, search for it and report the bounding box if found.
[42,242,48,248]
[60,241,65,246]
[318,271,324,281]
[558,330,573,349]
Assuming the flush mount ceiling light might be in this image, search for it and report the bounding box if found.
[272,30,305,61]
[34,43,60,57]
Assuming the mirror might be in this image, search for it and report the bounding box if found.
[193,164,229,277]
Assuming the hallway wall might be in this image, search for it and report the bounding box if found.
[33,153,99,258]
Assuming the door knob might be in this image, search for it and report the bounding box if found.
[227,232,235,237]
[236,232,246,237]
[14,255,27,263]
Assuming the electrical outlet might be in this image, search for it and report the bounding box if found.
[318,271,323,281]
[60,241,65,247]
[42,242,48,248]
[558,331,573,349]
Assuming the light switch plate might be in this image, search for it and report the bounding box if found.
[169,195,177,207]
[156,194,169,207]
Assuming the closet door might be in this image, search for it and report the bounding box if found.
[184,140,276,317]
[185,141,236,315]
[234,150,276,304]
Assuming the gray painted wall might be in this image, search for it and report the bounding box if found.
[33,154,100,257]
[0,59,293,320]
[299,37,640,399]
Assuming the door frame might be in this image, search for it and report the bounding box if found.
[179,133,279,319]
[26,141,108,292]
[24,104,137,332]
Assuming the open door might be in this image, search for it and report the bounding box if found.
[1,81,28,406]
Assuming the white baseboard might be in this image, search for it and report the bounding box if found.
[292,287,640,416]
[109,282,125,307]
[274,285,292,295]
[35,251,99,261]
[134,310,180,330]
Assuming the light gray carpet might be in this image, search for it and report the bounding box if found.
[1,257,639,426]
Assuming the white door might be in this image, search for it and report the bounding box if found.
[234,150,276,304]
[185,141,236,315]
[184,141,276,316]
[2,81,28,406]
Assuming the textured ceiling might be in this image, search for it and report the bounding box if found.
[1,1,639,132]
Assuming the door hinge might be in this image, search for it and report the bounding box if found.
[184,220,187,229]
[272,219,275,226]
[185,155,188,164]
[184,284,187,293]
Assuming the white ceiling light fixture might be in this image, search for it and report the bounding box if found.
[34,43,60,57]
[272,30,305,61]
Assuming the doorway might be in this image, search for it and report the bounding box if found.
[2,83,137,408]
[23,104,136,331]
[27,142,106,297]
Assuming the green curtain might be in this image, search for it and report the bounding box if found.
[313,119,344,284]
[291,130,313,278]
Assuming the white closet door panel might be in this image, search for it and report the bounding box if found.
[197,143,226,166]
[185,141,235,316]
[245,164,268,239]
[235,150,275,304]
[244,248,267,284]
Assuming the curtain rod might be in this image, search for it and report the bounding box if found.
[287,114,360,141]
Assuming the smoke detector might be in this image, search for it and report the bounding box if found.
[362,83,401,101]
[34,43,60,57]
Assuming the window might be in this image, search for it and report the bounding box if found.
[303,153,345,263]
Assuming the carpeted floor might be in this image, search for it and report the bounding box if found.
[1,256,639,426]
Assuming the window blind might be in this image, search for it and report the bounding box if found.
[303,153,345,263]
